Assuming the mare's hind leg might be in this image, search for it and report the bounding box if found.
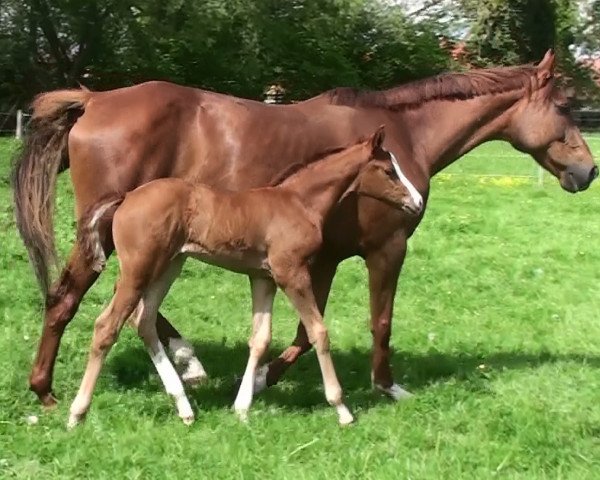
[67,281,141,428]
[157,313,208,386]
[272,259,353,425]
[134,258,194,424]
[30,242,100,406]
[233,277,276,421]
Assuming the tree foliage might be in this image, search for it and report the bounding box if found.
[0,0,451,107]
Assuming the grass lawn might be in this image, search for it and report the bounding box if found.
[1,135,600,479]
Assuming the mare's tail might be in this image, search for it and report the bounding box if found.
[77,195,125,273]
[11,87,93,295]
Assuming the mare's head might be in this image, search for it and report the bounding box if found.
[356,126,423,215]
[503,50,597,192]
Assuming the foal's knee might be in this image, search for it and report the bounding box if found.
[308,325,330,353]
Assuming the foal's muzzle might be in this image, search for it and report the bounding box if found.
[402,195,423,216]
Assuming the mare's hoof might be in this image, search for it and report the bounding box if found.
[374,383,413,401]
[40,392,59,409]
[182,372,208,389]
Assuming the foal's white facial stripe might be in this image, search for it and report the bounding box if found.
[384,149,423,209]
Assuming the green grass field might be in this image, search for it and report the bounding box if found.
[1,136,600,479]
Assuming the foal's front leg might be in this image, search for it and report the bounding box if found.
[273,261,353,425]
[233,277,276,421]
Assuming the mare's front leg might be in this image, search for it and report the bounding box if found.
[257,255,338,391]
[233,277,276,421]
[366,234,412,401]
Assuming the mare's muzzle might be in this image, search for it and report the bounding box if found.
[561,164,599,193]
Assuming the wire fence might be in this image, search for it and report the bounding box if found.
[0,110,31,138]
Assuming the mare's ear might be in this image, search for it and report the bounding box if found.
[369,125,386,151]
[536,49,555,85]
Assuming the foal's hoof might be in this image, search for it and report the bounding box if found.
[234,408,249,423]
[66,413,85,430]
[180,415,195,426]
[374,383,413,401]
[336,405,355,426]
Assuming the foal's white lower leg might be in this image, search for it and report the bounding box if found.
[136,259,194,424]
[142,329,194,424]
[233,277,276,421]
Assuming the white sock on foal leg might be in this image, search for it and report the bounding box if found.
[149,342,195,424]
[168,337,208,385]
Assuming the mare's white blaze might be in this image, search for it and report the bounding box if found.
[168,337,208,385]
[150,342,194,423]
[387,150,423,210]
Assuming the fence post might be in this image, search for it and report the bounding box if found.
[16,109,23,139]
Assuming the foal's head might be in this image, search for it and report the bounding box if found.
[356,127,423,215]
[503,50,597,192]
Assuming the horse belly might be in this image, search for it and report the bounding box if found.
[182,243,269,276]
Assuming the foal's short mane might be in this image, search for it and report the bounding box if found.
[268,143,363,187]
[324,65,540,110]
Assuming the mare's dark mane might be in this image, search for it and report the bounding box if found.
[324,65,539,110]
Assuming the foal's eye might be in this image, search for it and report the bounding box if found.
[555,102,570,114]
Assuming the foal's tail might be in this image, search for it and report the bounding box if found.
[11,87,93,296]
[77,195,125,273]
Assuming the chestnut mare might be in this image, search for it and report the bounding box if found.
[66,127,421,427]
[12,50,597,408]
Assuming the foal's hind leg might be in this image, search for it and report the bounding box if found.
[233,277,276,421]
[30,241,202,406]
[273,260,353,425]
[134,259,194,424]
[67,282,141,428]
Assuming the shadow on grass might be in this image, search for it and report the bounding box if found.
[108,340,600,415]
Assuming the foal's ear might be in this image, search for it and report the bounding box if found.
[537,49,555,85]
[369,125,386,151]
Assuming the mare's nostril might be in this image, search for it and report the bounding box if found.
[590,166,599,182]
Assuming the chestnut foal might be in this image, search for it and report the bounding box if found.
[68,127,421,428]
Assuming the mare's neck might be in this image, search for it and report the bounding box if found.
[398,90,522,176]
[280,145,369,221]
